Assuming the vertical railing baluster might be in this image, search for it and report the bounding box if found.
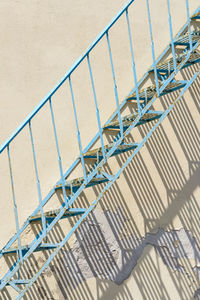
[146,0,160,95]
[7,145,23,263]
[69,76,87,183]
[126,9,141,115]
[29,121,46,237]
[87,54,106,162]
[145,88,147,106]
[185,0,192,51]
[49,97,68,206]
[106,31,124,139]
[166,0,177,73]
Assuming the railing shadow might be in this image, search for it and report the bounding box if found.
[1,62,199,299]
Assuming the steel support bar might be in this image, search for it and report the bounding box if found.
[7,280,29,286]
[2,243,58,256]
[7,146,23,264]
[29,121,46,237]
[167,0,177,73]
[69,76,87,183]
[87,54,106,162]
[126,9,141,115]
[106,32,124,138]
[185,0,192,51]
[146,0,160,94]
[49,98,68,207]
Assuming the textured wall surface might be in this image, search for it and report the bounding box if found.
[0,0,199,299]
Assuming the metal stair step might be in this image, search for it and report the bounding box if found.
[149,49,200,74]
[83,142,139,159]
[174,30,200,46]
[55,174,110,192]
[127,80,187,102]
[30,207,86,222]
[5,280,30,293]
[104,110,164,130]
[1,243,59,256]
[192,11,200,19]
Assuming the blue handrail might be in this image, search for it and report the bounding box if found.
[0,0,135,154]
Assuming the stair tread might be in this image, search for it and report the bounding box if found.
[192,11,200,19]
[104,111,163,129]
[30,207,86,220]
[55,175,109,190]
[84,141,138,157]
[149,49,200,72]
[175,30,200,45]
[2,243,58,254]
[127,80,186,101]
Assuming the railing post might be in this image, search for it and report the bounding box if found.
[69,76,87,183]
[106,31,124,139]
[49,97,68,206]
[87,54,106,162]
[7,145,23,263]
[185,0,192,51]
[29,121,47,237]
[146,0,160,94]
[126,8,141,115]
[166,0,177,73]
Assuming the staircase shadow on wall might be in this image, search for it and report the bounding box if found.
[1,63,200,300]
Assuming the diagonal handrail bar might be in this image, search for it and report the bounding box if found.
[0,0,135,155]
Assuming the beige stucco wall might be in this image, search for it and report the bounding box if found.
[0,0,199,299]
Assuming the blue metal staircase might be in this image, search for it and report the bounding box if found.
[0,1,199,298]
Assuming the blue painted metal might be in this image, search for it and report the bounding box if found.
[166,0,177,73]
[7,145,23,264]
[0,1,199,297]
[104,110,164,130]
[174,30,200,47]
[69,76,88,183]
[30,207,86,222]
[106,32,124,138]
[49,98,68,208]
[87,54,106,162]
[29,121,46,237]
[192,12,200,20]
[149,49,200,78]
[55,175,109,192]
[126,9,141,116]
[146,0,160,94]
[185,0,192,51]
[2,243,58,255]
[6,280,29,286]
[127,81,187,101]
[83,142,139,159]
